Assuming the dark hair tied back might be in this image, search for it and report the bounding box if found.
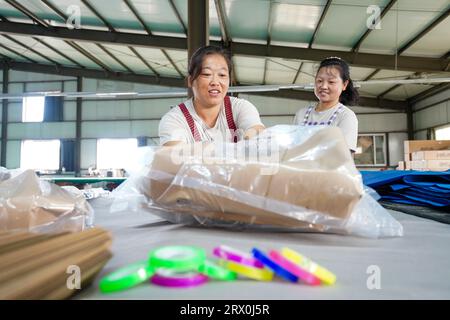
[319,57,359,106]
[188,45,233,85]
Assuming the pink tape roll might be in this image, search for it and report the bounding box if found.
[151,270,208,288]
[213,245,264,268]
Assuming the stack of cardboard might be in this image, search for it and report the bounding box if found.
[147,127,363,232]
[398,140,450,171]
[0,227,112,299]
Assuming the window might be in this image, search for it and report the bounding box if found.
[20,140,61,171]
[22,96,45,122]
[435,124,450,140]
[354,133,387,166]
[96,138,138,170]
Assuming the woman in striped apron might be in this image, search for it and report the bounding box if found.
[293,57,359,153]
[159,46,265,146]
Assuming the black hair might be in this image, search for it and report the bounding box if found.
[188,45,234,85]
[317,57,359,106]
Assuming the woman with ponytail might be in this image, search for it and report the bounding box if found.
[293,57,359,153]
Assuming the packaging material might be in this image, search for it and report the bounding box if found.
[411,150,450,161]
[410,160,450,171]
[0,227,112,299]
[404,140,450,154]
[113,125,403,238]
[0,170,94,233]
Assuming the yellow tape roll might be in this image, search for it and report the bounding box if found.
[281,247,336,285]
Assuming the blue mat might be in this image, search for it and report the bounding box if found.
[360,170,450,209]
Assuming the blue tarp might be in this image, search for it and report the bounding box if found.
[360,170,450,209]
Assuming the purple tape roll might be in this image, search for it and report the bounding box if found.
[151,269,208,288]
[213,245,264,268]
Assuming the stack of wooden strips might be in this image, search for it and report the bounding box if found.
[0,228,112,299]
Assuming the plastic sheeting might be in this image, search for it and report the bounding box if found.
[0,170,94,233]
[113,125,403,238]
[361,170,450,208]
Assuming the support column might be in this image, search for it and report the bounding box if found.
[406,104,414,140]
[188,0,209,62]
[75,76,82,176]
[1,64,9,167]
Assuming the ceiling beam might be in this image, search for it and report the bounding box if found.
[1,59,407,110]
[398,7,450,55]
[0,21,446,72]
[4,59,185,87]
[375,8,449,99]
[40,0,67,22]
[262,59,268,85]
[0,14,69,69]
[407,83,450,105]
[128,46,160,77]
[352,0,397,53]
[363,69,381,81]
[122,0,152,35]
[442,51,450,71]
[64,41,112,72]
[214,0,231,45]
[4,0,50,27]
[123,0,182,79]
[1,34,59,64]
[292,0,332,84]
[376,72,421,99]
[96,43,133,73]
[80,0,115,31]
[0,42,36,63]
[309,0,332,48]
[230,42,447,72]
[161,49,184,78]
[266,0,274,46]
[169,0,187,36]
[32,37,85,68]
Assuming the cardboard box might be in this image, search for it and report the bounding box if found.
[404,140,450,154]
[405,161,411,170]
[411,150,450,160]
[410,160,450,171]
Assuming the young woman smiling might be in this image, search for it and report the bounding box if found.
[293,57,359,153]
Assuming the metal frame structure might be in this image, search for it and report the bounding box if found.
[0,1,446,109]
[292,0,332,84]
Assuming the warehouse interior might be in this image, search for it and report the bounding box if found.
[0,0,449,301]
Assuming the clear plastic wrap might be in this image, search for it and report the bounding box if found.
[0,170,94,233]
[113,125,403,238]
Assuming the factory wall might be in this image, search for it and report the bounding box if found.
[1,70,412,172]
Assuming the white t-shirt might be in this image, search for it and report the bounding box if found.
[159,96,264,145]
[293,103,358,151]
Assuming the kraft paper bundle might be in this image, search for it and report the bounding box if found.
[0,170,93,233]
[145,126,363,231]
[0,227,112,299]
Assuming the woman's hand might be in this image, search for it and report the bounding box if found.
[244,125,266,140]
